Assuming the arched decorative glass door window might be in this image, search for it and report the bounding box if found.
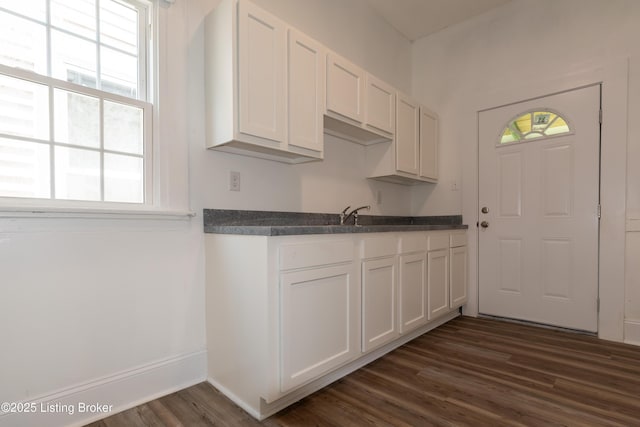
[500,110,572,144]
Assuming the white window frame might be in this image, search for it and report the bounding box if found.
[0,0,186,218]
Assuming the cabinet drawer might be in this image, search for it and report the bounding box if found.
[280,240,353,270]
[398,233,426,254]
[361,236,398,259]
[427,233,449,251]
[450,232,467,248]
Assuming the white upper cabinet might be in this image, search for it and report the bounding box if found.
[205,0,322,163]
[365,74,395,136]
[238,0,286,143]
[326,53,365,124]
[395,93,420,175]
[324,53,392,145]
[288,29,325,153]
[420,107,439,181]
[205,0,439,176]
[366,92,439,185]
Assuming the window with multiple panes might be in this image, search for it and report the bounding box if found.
[0,0,152,205]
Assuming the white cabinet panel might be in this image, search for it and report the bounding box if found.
[399,252,427,333]
[238,0,286,142]
[280,239,353,270]
[280,263,359,392]
[428,233,450,251]
[419,107,438,181]
[362,256,398,352]
[428,248,449,320]
[450,245,468,308]
[288,28,325,153]
[450,233,467,248]
[366,75,395,135]
[361,235,398,259]
[326,53,365,124]
[395,93,420,175]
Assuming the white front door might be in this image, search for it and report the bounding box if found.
[478,85,600,332]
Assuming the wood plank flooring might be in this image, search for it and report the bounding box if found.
[88,317,640,426]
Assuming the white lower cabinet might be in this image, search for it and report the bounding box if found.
[361,236,398,352]
[362,256,398,352]
[450,232,468,309]
[278,238,359,393]
[428,249,449,320]
[427,233,451,320]
[399,251,428,333]
[280,263,359,392]
[205,229,466,420]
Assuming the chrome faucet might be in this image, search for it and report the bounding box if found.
[340,205,371,226]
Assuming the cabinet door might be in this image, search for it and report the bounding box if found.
[420,107,438,181]
[396,93,420,175]
[280,263,359,392]
[362,257,398,352]
[428,248,449,320]
[288,28,324,152]
[399,252,427,333]
[450,245,468,308]
[238,0,286,143]
[365,74,395,135]
[326,53,365,123]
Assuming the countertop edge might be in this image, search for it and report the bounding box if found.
[204,224,469,236]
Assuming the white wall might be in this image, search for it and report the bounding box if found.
[410,0,640,341]
[0,1,415,426]
[0,3,207,426]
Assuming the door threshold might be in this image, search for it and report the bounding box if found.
[478,314,597,336]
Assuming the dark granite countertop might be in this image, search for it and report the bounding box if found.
[203,209,468,236]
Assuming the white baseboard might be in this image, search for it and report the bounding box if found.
[206,378,263,420]
[624,319,640,346]
[0,350,207,427]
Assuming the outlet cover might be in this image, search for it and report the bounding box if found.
[229,171,241,191]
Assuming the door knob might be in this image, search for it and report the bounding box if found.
[480,221,489,228]
[481,207,489,214]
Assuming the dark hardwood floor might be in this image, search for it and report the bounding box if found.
[88,317,640,426]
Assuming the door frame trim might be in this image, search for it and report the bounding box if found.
[463,58,628,342]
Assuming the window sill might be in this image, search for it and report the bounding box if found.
[0,205,196,220]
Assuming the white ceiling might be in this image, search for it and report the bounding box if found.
[365,0,512,41]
